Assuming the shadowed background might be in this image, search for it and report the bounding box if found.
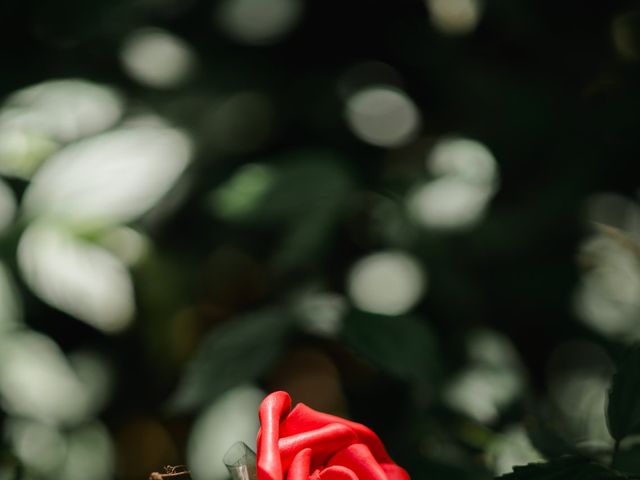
[1,1,640,479]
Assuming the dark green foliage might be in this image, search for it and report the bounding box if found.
[611,444,640,476]
[169,308,292,411]
[498,457,626,480]
[607,346,640,441]
[343,312,438,385]
[2,1,640,479]
[525,417,576,460]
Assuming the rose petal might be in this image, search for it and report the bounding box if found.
[286,448,312,480]
[310,469,322,480]
[381,464,410,480]
[281,403,393,464]
[318,466,360,480]
[258,391,292,480]
[329,444,387,480]
[279,423,357,472]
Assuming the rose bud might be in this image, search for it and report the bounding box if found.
[256,391,411,480]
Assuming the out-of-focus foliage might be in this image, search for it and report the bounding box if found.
[2,1,640,480]
[607,346,640,442]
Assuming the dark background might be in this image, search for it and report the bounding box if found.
[1,1,640,479]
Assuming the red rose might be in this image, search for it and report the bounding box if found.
[256,391,411,480]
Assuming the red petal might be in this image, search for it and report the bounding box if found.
[380,464,410,480]
[286,448,312,480]
[258,391,292,480]
[318,466,360,480]
[329,444,387,480]
[278,423,357,472]
[280,403,393,464]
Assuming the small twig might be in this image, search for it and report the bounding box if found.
[611,438,621,469]
[149,465,191,480]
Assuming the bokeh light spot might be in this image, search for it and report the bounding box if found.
[347,250,426,315]
[187,385,263,480]
[444,329,524,424]
[18,222,135,333]
[487,425,543,475]
[60,423,115,480]
[214,0,303,45]
[574,233,640,340]
[22,127,192,228]
[428,137,498,186]
[6,419,67,475]
[0,330,91,425]
[0,128,58,179]
[612,11,640,62]
[585,193,640,238]
[294,290,347,338]
[0,79,123,144]
[547,341,614,449]
[426,0,483,35]
[345,86,420,148]
[407,136,499,231]
[407,177,492,231]
[121,28,196,88]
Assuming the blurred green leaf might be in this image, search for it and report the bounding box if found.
[488,425,544,475]
[253,152,352,270]
[343,312,438,384]
[607,345,640,441]
[498,457,626,480]
[209,163,275,221]
[612,443,640,475]
[169,307,292,412]
[209,151,353,270]
[414,458,491,480]
[21,127,191,230]
[252,152,351,223]
[525,416,577,460]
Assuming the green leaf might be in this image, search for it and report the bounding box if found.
[607,345,640,441]
[169,307,291,412]
[613,443,640,475]
[525,416,577,460]
[498,457,627,480]
[342,311,438,384]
